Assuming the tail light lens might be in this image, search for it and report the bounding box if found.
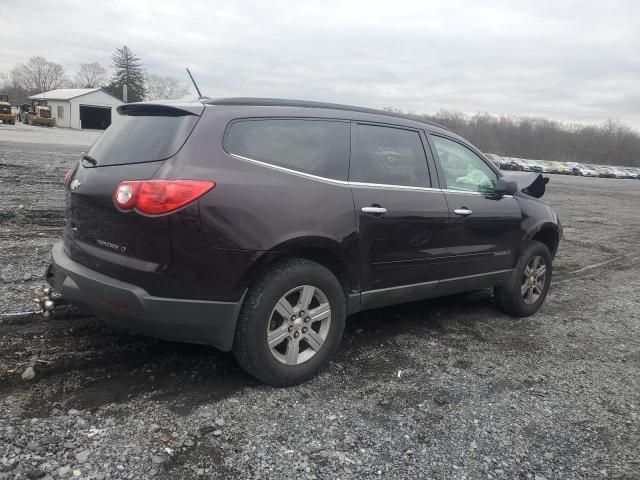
[113,180,215,215]
[64,168,73,185]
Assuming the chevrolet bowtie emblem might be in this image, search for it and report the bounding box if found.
[70,179,82,190]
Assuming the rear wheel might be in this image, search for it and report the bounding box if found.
[233,258,346,386]
[494,241,552,317]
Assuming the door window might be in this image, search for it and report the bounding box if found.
[431,135,497,193]
[224,119,350,180]
[350,124,430,187]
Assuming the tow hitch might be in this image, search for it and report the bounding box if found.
[0,286,66,322]
[35,286,66,319]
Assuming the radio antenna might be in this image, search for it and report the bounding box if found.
[186,68,204,99]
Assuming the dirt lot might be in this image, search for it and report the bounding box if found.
[1,125,639,480]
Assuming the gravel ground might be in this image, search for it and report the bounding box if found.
[1,126,639,479]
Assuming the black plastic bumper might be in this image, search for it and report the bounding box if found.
[47,242,244,351]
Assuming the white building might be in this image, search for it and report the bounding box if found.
[28,88,123,130]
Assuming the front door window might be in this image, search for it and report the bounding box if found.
[431,135,497,193]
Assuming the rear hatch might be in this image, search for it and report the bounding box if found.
[64,103,204,281]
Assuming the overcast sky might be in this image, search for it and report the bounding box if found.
[2,0,639,129]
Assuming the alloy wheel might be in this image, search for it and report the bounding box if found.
[266,285,332,365]
[521,255,547,305]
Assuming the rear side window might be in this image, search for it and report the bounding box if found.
[88,112,199,166]
[224,119,350,180]
[350,124,430,187]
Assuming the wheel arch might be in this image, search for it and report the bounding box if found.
[239,236,358,300]
[527,223,561,258]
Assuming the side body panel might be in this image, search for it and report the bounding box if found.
[440,190,522,276]
[424,132,524,281]
[154,107,359,302]
[348,122,450,309]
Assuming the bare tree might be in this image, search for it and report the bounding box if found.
[144,73,190,101]
[11,56,69,93]
[390,109,640,167]
[74,62,107,88]
[0,70,31,105]
[0,71,9,91]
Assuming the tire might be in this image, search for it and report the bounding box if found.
[233,258,346,386]
[494,240,553,317]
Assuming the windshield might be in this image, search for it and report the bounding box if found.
[87,112,199,166]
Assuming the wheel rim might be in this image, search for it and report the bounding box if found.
[266,285,332,365]
[521,255,547,305]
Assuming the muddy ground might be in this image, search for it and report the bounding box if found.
[1,125,639,479]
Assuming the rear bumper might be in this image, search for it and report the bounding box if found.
[47,242,244,351]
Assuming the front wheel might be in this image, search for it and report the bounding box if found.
[233,258,346,386]
[494,241,552,317]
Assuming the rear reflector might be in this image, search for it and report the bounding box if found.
[113,180,215,215]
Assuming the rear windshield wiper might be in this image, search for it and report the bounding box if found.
[81,153,98,166]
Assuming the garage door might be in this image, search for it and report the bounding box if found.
[79,105,112,130]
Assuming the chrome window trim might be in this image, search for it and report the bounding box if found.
[444,189,514,198]
[228,152,442,192]
[443,188,484,196]
[350,181,441,193]
[227,152,514,197]
[227,152,350,185]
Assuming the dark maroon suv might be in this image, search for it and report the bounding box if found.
[47,98,561,385]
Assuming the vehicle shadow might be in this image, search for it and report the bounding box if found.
[19,290,500,418]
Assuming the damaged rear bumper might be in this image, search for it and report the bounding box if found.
[46,242,243,351]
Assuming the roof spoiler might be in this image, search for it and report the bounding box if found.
[117,102,204,117]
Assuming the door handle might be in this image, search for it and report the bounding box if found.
[454,208,473,216]
[361,206,387,215]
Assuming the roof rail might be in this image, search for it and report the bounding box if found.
[204,97,449,130]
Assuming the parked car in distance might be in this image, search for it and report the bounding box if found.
[485,154,522,171]
[610,167,633,179]
[484,153,504,169]
[622,168,640,179]
[512,158,533,172]
[501,156,526,171]
[595,166,616,178]
[537,160,560,174]
[547,161,572,174]
[520,159,548,173]
[47,98,562,386]
[568,163,599,176]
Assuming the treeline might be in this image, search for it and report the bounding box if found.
[390,109,640,167]
[0,46,190,106]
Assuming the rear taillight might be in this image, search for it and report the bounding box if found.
[113,180,215,215]
[64,168,73,185]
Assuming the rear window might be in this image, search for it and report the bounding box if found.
[87,112,199,166]
[224,119,350,180]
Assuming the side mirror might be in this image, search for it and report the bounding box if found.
[494,178,518,196]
